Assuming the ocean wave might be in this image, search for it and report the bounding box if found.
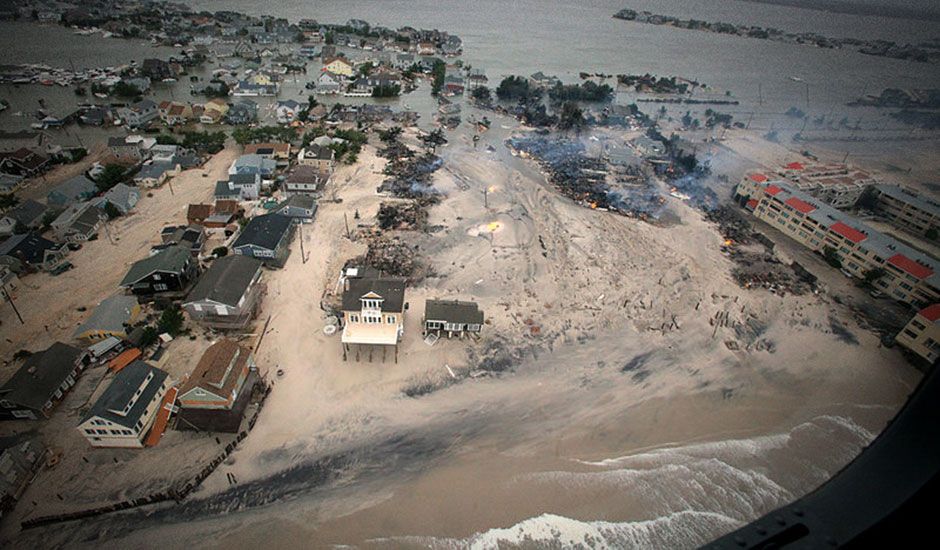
[375,415,877,549]
[370,510,741,549]
[574,414,874,469]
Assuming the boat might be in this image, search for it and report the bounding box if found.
[790,76,804,82]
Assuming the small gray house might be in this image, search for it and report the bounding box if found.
[273,195,317,223]
[183,255,264,329]
[232,214,294,267]
[423,299,484,338]
[119,245,199,298]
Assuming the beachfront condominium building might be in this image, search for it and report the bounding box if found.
[895,304,940,365]
[775,162,881,210]
[736,174,940,308]
[870,185,940,239]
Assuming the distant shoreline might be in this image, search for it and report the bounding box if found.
[736,0,940,23]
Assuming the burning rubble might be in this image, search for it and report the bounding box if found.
[359,236,424,280]
[377,201,428,231]
[707,206,816,296]
[507,135,667,218]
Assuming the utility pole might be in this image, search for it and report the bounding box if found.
[1,287,24,325]
[299,223,306,263]
[102,219,115,245]
[343,212,351,239]
[483,186,488,208]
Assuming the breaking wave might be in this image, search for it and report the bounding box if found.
[375,511,741,549]
[374,415,876,549]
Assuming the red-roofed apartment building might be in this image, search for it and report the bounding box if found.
[734,176,940,307]
[896,304,940,364]
[775,161,879,209]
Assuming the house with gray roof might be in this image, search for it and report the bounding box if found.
[273,195,317,222]
[232,213,294,267]
[119,245,199,298]
[0,232,66,273]
[77,361,170,448]
[157,224,206,256]
[50,201,106,243]
[183,255,264,329]
[0,199,48,237]
[424,299,484,338]
[215,172,261,201]
[93,183,140,215]
[134,160,180,188]
[0,342,90,420]
[72,294,142,344]
[228,154,276,178]
[47,175,97,207]
[119,99,159,128]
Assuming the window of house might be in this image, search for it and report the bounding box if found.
[154,283,168,291]
[350,314,359,323]
[153,273,161,280]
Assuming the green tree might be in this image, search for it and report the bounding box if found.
[95,164,127,192]
[927,227,939,241]
[0,194,18,210]
[379,126,403,143]
[139,326,159,348]
[822,245,842,269]
[111,81,142,98]
[557,101,585,131]
[862,267,886,288]
[157,305,185,336]
[156,134,180,145]
[212,246,228,258]
[430,59,446,96]
[372,84,401,97]
[470,86,492,103]
[103,201,122,220]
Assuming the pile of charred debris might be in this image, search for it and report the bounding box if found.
[377,138,444,204]
[507,135,671,218]
[507,136,613,209]
[708,206,817,296]
[361,236,424,280]
[377,201,428,230]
